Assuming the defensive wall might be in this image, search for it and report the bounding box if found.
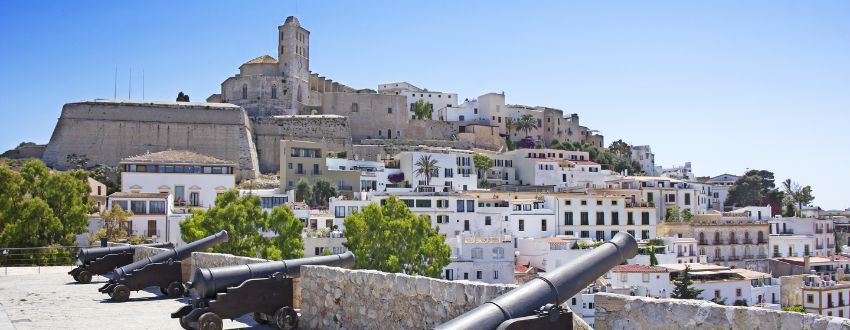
[594,293,849,330]
[251,114,352,173]
[41,100,260,180]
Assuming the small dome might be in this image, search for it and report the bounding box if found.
[284,16,300,25]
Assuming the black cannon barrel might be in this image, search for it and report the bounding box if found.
[112,230,229,280]
[77,242,173,263]
[435,232,638,330]
[190,251,355,299]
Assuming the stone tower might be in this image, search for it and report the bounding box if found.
[278,16,310,112]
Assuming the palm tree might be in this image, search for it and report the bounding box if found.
[311,179,338,207]
[782,179,815,217]
[516,114,536,138]
[504,117,516,138]
[413,155,440,186]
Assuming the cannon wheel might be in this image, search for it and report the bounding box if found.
[160,287,169,295]
[273,307,298,330]
[167,281,185,298]
[111,284,131,302]
[178,316,194,330]
[198,312,222,330]
[252,312,269,325]
[77,270,93,284]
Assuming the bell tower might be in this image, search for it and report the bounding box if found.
[278,16,310,109]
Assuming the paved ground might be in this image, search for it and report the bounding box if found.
[0,266,275,330]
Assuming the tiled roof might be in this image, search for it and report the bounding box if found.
[515,265,529,272]
[121,150,235,166]
[243,55,278,65]
[108,192,169,199]
[612,264,668,273]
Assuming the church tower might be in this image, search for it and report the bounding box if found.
[278,16,310,110]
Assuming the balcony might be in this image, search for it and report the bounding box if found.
[817,245,824,250]
[757,239,769,244]
[773,252,782,258]
[728,239,740,245]
[829,243,836,249]
[743,238,753,244]
[816,229,824,234]
[727,256,741,261]
[744,254,754,259]
[338,185,353,191]
[828,228,835,234]
[757,254,768,259]
[699,239,708,245]
[712,239,724,245]
[778,230,794,235]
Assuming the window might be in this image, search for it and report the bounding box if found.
[519,219,525,231]
[149,201,166,214]
[580,231,590,238]
[436,199,449,208]
[714,290,721,299]
[641,230,650,239]
[493,247,504,259]
[565,212,574,225]
[597,200,603,206]
[581,200,587,206]
[620,273,628,281]
[464,220,470,231]
[271,85,277,99]
[464,273,469,280]
[466,200,475,213]
[242,84,248,99]
[457,200,465,212]
[642,273,650,283]
[596,212,605,225]
[736,288,742,297]
[627,230,635,237]
[350,103,359,112]
[642,212,650,225]
[436,215,449,224]
[541,219,547,231]
[611,212,619,225]
[494,271,499,280]
[415,199,432,208]
[627,212,634,225]
[565,200,572,205]
[685,193,691,206]
[312,164,320,175]
[485,216,492,226]
[335,206,346,217]
[387,107,392,114]
[131,200,146,214]
[580,212,589,225]
[471,248,483,259]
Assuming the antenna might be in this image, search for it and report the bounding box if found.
[113,66,117,99]
[128,66,132,99]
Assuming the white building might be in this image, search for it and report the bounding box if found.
[803,273,850,318]
[630,145,658,176]
[658,162,695,181]
[602,176,709,222]
[107,192,172,244]
[444,234,514,284]
[396,149,477,192]
[631,237,700,265]
[663,263,780,307]
[556,195,659,242]
[377,82,458,118]
[608,264,672,298]
[706,174,739,211]
[120,150,236,210]
[241,188,291,211]
[769,217,835,258]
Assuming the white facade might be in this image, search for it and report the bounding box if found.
[607,265,673,298]
[769,217,835,257]
[803,274,850,318]
[630,145,658,176]
[444,234,514,284]
[632,237,700,265]
[396,150,477,192]
[325,157,396,192]
[377,82,458,118]
[664,264,780,306]
[557,195,659,242]
[107,192,172,244]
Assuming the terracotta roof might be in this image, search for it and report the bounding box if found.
[612,264,668,273]
[243,55,278,65]
[108,192,169,199]
[121,150,235,166]
[515,265,530,272]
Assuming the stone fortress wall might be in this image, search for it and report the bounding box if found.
[251,115,353,173]
[41,100,261,180]
[594,293,847,330]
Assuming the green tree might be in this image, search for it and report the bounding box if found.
[671,266,704,299]
[473,154,493,178]
[413,155,440,186]
[93,204,132,243]
[725,170,782,208]
[294,178,312,203]
[784,203,796,217]
[411,99,432,120]
[681,208,693,222]
[608,139,632,158]
[781,179,815,217]
[311,179,338,207]
[504,117,516,139]
[180,190,303,259]
[0,160,91,247]
[648,244,659,266]
[176,91,190,102]
[343,196,451,278]
[782,305,805,313]
[516,114,536,138]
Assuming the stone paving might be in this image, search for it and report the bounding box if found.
[0,266,274,330]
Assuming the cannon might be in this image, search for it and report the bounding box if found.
[171,251,355,330]
[68,242,173,284]
[435,232,638,330]
[99,230,229,302]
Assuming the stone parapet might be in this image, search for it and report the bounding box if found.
[594,293,850,330]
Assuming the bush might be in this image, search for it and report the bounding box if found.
[782,305,805,313]
[517,138,536,149]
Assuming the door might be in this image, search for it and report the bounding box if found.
[147,220,157,237]
[189,192,200,206]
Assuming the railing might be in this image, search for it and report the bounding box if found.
[817,245,824,250]
[626,202,654,208]
[143,230,161,238]
[360,171,377,177]
[816,229,824,234]
[712,239,723,245]
[312,170,322,175]
[757,254,768,259]
[744,254,754,259]
[757,239,769,244]
[699,239,707,245]
[729,239,740,244]
[338,185,353,191]
[743,238,752,244]
[779,230,794,235]
[827,229,835,234]
[773,252,782,258]
[727,256,741,261]
[804,251,812,257]
[1,246,82,268]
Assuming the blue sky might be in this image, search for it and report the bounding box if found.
[1,1,848,209]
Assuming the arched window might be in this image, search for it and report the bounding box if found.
[744,232,750,241]
[714,247,721,259]
[296,85,303,102]
[699,232,705,243]
[271,85,277,99]
[242,84,248,99]
[758,231,764,243]
[730,232,736,244]
[714,232,721,244]
[492,247,504,259]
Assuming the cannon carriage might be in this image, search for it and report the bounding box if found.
[98,230,229,302]
[68,242,173,284]
[172,251,355,330]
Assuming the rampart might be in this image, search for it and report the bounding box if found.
[594,293,849,329]
[250,115,352,173]
[41,100,260,179]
